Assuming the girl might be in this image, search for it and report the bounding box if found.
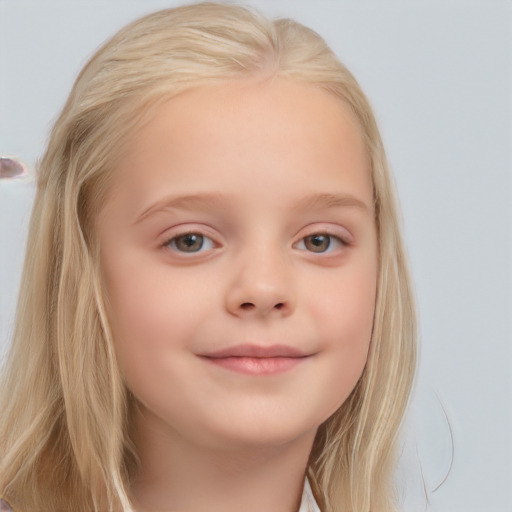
[0,3,416,511]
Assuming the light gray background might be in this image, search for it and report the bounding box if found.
[1,1,510,510]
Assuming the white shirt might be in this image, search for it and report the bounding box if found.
[0,480,322,512]
[299,478,321,512]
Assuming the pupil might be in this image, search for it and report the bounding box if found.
[177,234,203,252]
[306,235,330,252]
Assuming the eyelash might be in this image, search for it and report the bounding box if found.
[162,230,349,255]
[293,233,348,254]
[163,232,216,253]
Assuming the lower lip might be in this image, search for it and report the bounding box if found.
[201,356,305,375]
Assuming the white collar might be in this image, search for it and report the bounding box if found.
[0,481,321,512]
[299,478,321,512]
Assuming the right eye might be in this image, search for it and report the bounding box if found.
[164,233,216,253]
[293,232,348,254]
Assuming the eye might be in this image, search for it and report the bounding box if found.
[295,233,346,254]
[165,232,215,253]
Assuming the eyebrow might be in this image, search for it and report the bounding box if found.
[135,191,372,224]
[135,193,227,224]
[292,193,372,214]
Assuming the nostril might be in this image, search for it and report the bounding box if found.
[238,301,285,312]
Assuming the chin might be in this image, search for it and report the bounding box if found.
[202,415,319,452]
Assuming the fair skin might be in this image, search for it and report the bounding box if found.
[98,78,378,512]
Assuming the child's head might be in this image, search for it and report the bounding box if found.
[0,3,416,512]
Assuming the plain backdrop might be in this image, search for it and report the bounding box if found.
[1,1,511,510]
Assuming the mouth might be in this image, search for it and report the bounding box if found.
[198,344,311,375]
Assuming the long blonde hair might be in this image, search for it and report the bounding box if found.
[0,3,416,511]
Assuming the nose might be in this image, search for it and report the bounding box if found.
[224,245,296,318]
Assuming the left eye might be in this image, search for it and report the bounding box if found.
[165,233,215,253]
[295,233,345,253]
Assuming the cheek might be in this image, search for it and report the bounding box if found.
[101,258,181,380]
[306,266,376,414]
[105,286,163,390]
[310,261,376,344]
[102,254,222,399]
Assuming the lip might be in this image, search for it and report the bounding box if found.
[198,344,310,375]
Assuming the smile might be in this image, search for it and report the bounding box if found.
[198,344,310,375]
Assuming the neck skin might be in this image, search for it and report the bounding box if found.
[129,406,316,512]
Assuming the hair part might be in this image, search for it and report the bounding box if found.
[0,3,416,511]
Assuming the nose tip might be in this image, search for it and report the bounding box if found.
[225,254,295,318]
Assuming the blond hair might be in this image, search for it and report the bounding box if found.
[0,3,416,511]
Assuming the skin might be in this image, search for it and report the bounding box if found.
[98,78,378,512]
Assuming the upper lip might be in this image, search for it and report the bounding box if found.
[199,344,309,359]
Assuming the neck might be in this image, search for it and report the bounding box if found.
[130,408,316,512]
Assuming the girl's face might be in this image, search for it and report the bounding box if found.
[98,78,377,451]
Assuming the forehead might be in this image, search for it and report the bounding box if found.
[129,77,366,158]
[105,78,372,218]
